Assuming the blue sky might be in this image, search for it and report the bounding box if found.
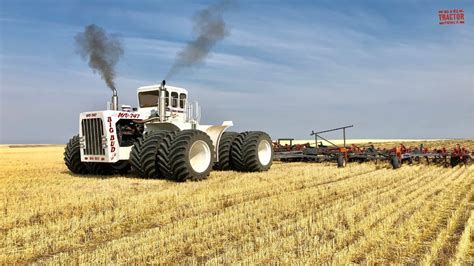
[1,0,473,143]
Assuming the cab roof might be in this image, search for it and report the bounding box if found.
[137,84,188,94]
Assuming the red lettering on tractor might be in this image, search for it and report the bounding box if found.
[108,117,116,153]
[117,112,140,119]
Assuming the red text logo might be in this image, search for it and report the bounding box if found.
[107,117,116,152]
[439,9,464,25]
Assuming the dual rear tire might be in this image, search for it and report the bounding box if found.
[136,130,273,181]
[226,131,273,172]
[138,130,214,182]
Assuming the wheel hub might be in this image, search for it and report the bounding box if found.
[258,140,272,166]
[189,140,211,173]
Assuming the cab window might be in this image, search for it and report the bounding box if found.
[138,90,171,108]
[138,90,159,108]
[171,92,179,108]
[180,93,187,108]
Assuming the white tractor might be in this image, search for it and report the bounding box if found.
[64,80,274,181]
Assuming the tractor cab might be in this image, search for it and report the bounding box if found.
[137,84,188,123]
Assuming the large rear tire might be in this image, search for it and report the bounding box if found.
[169,130,215,182]
[156,131,178,179]
[231,131,273,172]
[230,132,249,171]
[130,134,146,177]
[64,135,89,174]
[214,131,238,171]
[140,131,168,179]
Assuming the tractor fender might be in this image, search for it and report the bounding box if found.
[196,121,233,161]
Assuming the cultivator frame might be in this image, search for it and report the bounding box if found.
[273,126,473,169]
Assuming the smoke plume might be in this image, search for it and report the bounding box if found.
[75,24,124,90]
[165,0,234,79]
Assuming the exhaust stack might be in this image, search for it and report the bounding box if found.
[159,80,166,122]
[111,87,118,111]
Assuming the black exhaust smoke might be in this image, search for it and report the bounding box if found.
[165,0,234,80]
[75,24,124,92]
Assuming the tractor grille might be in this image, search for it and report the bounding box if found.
[81,118,106,155]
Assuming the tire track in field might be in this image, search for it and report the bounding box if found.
[346,167,472,264]
[171,167,433,264]
[6,165,372,264]
[423,186,474,264]
[7,164,370,233]
[233,166,460,264]
[23,167,378,264]
[169,168,418,264]
[303,167,465,263]
[34,167,386,264]
[276,166,464,264]
[451,210,474,264]
[381,173,473,263]
[149,167,419,263]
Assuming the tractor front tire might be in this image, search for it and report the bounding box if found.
[214,131,238,171]
[64,135,89,174]
[231,131,273,172]
[169,130,215,182]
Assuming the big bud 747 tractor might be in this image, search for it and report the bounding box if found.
[64,81,274,181]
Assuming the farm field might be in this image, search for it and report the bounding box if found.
[1,141,473,264]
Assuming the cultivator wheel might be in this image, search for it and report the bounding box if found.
[64,135,89,175]
[169,130,215,182]
[450,156,460,167]
[140,131,169,179]
[214,131,238,171]
[130,134,146,177]
[231,131,273,172]
[337,154,346,168]
[463,156,472,165]
[390,156,401,169]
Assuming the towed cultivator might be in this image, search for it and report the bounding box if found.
[273,126,473,169]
